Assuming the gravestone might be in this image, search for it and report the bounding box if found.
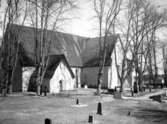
[97,102,102,115]
[45,118,52,124]
[88,115,93,123]
[76,98,79,105]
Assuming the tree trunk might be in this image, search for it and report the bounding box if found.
[7,74,12,94]
[148,46,153,92]
[120,79,123,92]
[37,84,41,96]
[139,74,144,92]
[135,69,139,93]
[36,76,41,96]
[8,83,12,94]
[97,71,103,95]
[2,78,8,97]
[164,71,167,87]
[36,66,42,96]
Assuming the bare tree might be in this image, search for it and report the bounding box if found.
[93,0,122,95]
[0,0,76,96]
[0,0,21,96]
[1,0,32,96]
[27,0,77,95]
[161,42,167,86]
[114,0,166,94]
[137,3,166,91]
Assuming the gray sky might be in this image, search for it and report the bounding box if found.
[64,0,167,38]
[63,0,96,37]
[0,0,167,38]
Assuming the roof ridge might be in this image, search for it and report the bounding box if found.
[8,23,91,39]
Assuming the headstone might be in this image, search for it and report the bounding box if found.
[76,98,79,105]
[97,102,102,115]
[88,115,93,123]
[127,111,131,116]
[45,118,52,124]
[114,86,117,92]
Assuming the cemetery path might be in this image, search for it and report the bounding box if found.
[122,89,167,100]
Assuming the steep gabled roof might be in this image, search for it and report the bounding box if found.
[6,24,86,67]
[81,36,117,67]
[44,54,75,78]
[4,24,118,67]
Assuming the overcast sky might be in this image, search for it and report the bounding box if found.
[0,0,167,38]
[64,0,167,38]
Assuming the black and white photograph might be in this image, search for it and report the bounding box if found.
[0,0,167,123]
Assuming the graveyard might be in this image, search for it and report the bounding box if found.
[0,88,167,124]
[0,0,167,124]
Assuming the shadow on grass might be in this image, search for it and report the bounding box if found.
[133,109,167,122]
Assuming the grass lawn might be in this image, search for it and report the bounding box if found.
[0,89,167,124]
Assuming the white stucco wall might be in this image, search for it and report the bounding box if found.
[50,61,75,94]
[81,66,109,88]
[22,67,35,92]
[111,45,121,89]
[111,51,132,90]
[111,40,132,90]
[107,66,112,88]
[111,54,119,89]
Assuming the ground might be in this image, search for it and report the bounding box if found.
[0,89,167,124]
